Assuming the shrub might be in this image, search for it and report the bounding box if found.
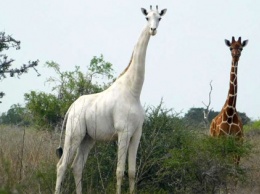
[160,135,251,193]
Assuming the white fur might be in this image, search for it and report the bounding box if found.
[55,6,166,194]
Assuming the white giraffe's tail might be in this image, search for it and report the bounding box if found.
[56,108,70,159]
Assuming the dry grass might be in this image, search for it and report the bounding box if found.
[0,125,60,193]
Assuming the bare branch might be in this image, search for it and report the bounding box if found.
[202,80,213,128]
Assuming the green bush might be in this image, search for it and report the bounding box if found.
[160,135,251,193]
[24,91,62,129]
[136,102,186,192]
[127,102,252,193]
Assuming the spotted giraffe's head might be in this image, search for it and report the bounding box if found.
[225,36,248,62]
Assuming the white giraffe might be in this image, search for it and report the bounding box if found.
[55,6,167,194]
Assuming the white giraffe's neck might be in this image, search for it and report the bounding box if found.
[119,25,151,98]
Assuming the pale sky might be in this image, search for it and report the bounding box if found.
[1,0,260,120]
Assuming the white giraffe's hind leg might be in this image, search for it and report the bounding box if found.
[72,135,95,194]
[55,119,86,194]
[55,141,80,194]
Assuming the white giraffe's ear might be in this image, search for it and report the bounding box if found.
[225,39,231,47]
[242,40,248,47]
[160,9,167,16]
[141,8,148,16]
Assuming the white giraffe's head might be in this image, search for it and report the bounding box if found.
[141,5,167,36]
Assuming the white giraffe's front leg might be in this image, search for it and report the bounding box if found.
[128,127,142,194]
[116,132,131,194]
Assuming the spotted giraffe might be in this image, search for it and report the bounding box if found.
[210,36,248,164]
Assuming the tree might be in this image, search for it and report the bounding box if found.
[0,104,29,125]
[24,91,61,128]
[0,32,40,103]
[238,112,251,126]
[24,55,115,129]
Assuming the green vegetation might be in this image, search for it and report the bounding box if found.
[0,54,259,193]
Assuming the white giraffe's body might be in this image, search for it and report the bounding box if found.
[55,6,167,194]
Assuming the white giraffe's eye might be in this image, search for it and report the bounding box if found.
[146,17,149,21]
[159,18,161,21]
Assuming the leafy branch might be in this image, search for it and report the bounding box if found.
[0,32,40,103]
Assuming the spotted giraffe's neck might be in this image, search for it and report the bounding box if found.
[224,59,239,114]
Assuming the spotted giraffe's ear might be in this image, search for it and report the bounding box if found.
[141,8,148,16]
[224,39,231,47]
[242,40,248,47]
